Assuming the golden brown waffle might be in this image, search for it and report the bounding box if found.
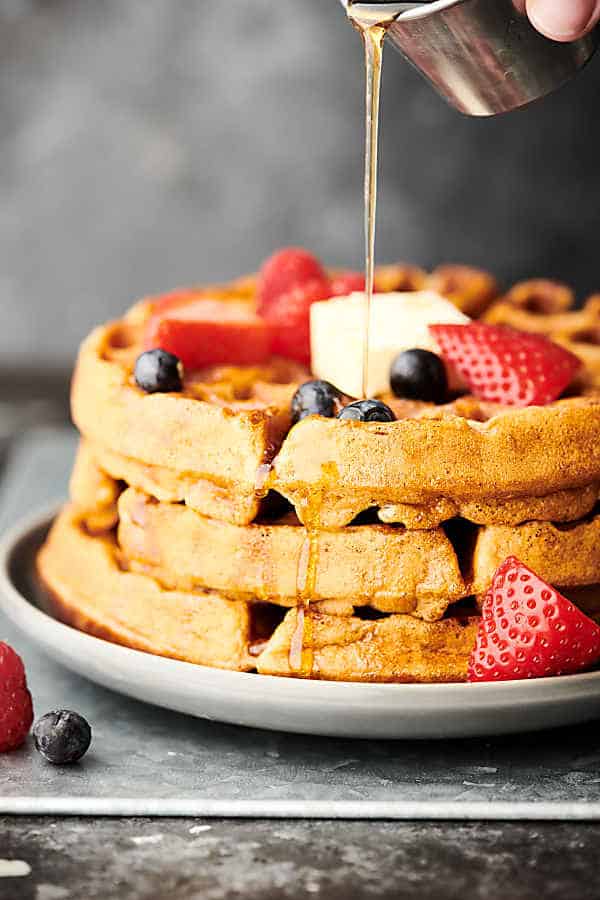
[38,506,480,683]
[484,282,600,390]
[423,264,499,317]
[115,485,600,609]
[116,487,464,620]
[69,438,600,609]
[72,311,303,526]
[271,398,600,528]
[377,484,600,529]
[75,437,600,532]
[69,442,121,532]
[484,279,577,332]
[470,512,600,595]
[41,263,600,683]
[72,308,600,530]
[38,506,256,671]
[256,607,479,682]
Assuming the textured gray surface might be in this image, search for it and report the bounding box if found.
[1,1,600,370]
[3,429,600,819]
[2,817,600,900]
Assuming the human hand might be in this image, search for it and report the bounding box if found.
[523,0,600,42]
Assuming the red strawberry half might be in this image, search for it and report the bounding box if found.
[150,288,205,315]
[0,641,34,752]
[257,247,328,316]
[429,322,581,406]
[468,557,600,683]
[144,298,272,369]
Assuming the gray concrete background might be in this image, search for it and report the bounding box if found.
[1,0,599,369]
[4,817,600,899]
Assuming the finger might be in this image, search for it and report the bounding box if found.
[527,0,600,41]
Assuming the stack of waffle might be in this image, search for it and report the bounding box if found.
[37,267,600,682]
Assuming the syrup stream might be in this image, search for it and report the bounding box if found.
[361,24,386,400]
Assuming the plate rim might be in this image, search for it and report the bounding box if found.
[3,504,600,702]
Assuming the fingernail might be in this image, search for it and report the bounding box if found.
[528,0,595,39]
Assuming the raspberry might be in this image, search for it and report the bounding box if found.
[0,642,33,752]
[264,278,332,366]
[257,248,328,316]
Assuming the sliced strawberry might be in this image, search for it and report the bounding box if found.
[330,271,366,296]
[144,299,272,369]
[430,322,581,407]
[468,557,600,683]
[257,248,328,316]
[264,279,332,366]
[150,289,205,315]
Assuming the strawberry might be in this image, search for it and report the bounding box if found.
[265,278,332,366]
[330,271,366,296]
[429,322,581,406]
[144,298,272,369]
[257,248,328,316]
[0,642,33,752]
[149,289,205,315]
[468,557,600,683]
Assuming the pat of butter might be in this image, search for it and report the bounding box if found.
[310,290,469,398]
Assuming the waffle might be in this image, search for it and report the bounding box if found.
[484,281,600,390]
[74,437,600,532]
[116,487,464,620]
[38,506,480,683]
[272,397,600,528]
[484,279,578,332]
[377,483,600,529]
[38,506,256,672]
[256,607,479,682]
[38,262,600,683]
[72,312,302,526]
[94,478,600,608]
[470,512,600,595]
[72,304,600,530]
[423,264,499,317]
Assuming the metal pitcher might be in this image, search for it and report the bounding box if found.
[343,0,599,116]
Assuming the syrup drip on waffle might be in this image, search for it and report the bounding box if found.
[254,462,273,500]
[254,461,316,673]
[290,493,320,674]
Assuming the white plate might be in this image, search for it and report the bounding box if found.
[3,508,600,739]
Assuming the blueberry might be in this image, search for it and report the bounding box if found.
[337,399,396,422]
[291,380,344,424]
[33,710,92,765]
[390,349,448,404]
[134,349,183,394]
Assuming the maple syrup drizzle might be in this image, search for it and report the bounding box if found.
[346,3,395,398]
[289,604,307,672]
[254,462,273,500]
[290,496,320,674]
[360,23,386,399]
